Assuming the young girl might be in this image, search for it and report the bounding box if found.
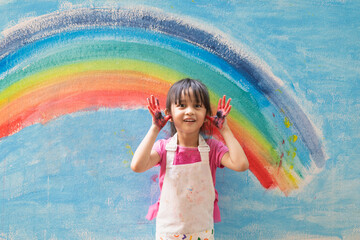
[131,78,249,240]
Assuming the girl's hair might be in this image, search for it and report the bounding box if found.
[166,78,212,136]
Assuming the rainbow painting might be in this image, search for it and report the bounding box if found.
[0,8,326,195]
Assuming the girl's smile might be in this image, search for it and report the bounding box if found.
[184,117,196,122]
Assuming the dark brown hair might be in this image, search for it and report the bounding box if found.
[166,78,212,136]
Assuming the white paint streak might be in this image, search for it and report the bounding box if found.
[28,159,40,166]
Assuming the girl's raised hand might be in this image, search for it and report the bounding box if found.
[147,95,171,130]
[206,95,232,129]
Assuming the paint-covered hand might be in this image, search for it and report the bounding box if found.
[147,95,171,130]
[206,95,232,129]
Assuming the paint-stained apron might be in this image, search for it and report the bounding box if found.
[156,133,215,239]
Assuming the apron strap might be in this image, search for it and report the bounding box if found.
[165,133,210,168]
[198,134,210,163]
[165,133,178,167]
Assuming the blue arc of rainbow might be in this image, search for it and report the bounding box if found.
[0,8,326,194]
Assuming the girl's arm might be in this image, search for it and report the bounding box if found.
[219,120,249,172]
[131,125,161,173]
[207,95,249,172]
[130,95,171,173]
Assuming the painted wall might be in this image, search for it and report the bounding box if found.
[0,1,358,239]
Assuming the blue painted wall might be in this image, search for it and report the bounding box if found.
[0,1,359,239]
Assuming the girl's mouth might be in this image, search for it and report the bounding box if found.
[184,119,196,122]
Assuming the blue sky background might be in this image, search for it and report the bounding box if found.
[0,0,359,239]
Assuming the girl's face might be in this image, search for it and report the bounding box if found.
[167,88,207,136]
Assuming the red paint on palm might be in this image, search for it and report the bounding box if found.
[207,95,232,129]
[147,95,171,130]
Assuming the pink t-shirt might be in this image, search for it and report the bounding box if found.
[146,137,229,223]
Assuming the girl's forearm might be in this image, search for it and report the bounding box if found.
[131,125,160,172]
[220,125,249,171]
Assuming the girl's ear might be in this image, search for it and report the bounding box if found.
[165,109,173,122]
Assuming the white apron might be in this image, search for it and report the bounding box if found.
[156,133,215,235]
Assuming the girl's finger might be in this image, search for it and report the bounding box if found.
[147,97,154,107]
[224,105,232,116]
[225,98,231,109]
[147,98,154,111]
[156,98,161,110]
[217,98,222,110]
[224,98,231,115]
[151,95,156,106]
[147,106,155,116]
[148,104,155,114]
[222,95,226,109]
[147,96,152,108]
[151,95,156,108]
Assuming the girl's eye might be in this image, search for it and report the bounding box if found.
[195,104,202,108]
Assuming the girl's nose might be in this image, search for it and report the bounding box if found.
[185,106,195,115]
